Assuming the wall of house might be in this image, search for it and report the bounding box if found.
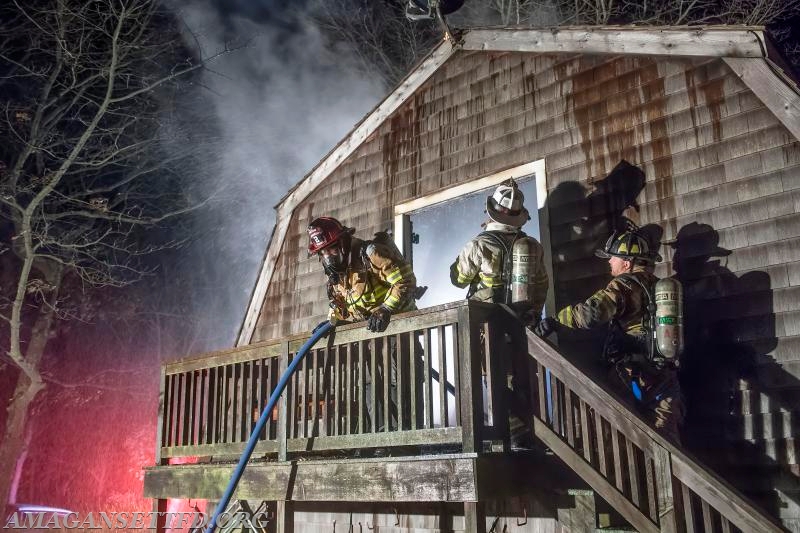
[251,49,800,526]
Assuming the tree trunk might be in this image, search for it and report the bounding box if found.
[1,268,61,508]
[0,377,45,508]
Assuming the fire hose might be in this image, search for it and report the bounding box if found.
[204,321,334,533]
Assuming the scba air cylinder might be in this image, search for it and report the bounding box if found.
[511,238,531,304]
[654,277,684,361]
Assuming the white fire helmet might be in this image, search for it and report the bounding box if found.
[486,179,529,227]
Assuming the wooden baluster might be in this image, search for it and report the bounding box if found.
[209,368,219,444]
[452,325,461,427]
[244,361,254,440]
[289,354,298,439]
[334,345,341,436]
[165,374,176,447]
[700,501,713,532]
[652,444,677,533]
[611,427,624,492]
[681,482,696,533]
[579,399,592,463]
[235,363,245,442]
[188,372,198,447]
[277,343,289,462]
[551,374,561,436]
[197,370,205,446]
[202,369,212,445]
[625,438,640,508]
[410,332,419,430]
[423,329,432,430]
[595,414,608,477]
[483,322,495,426]
[358,341,366,434]
[346,343,353,435]
[312,348,320,437]
[536,362,547,422]
[382,337,390,432]
[564,387,575,447]
[199,369,209,446]
[438,325,448,428]
[299,353,307,439]
[721,516,732,533]
[396,333,404,431]
[260,359,268,439]
[317,350,324,437]
[190,371,200,446]
[156,370,168,462]
[370,338,378,433]
[645,455,657,522]
[457,303,482,453]
[226,365,235,443]
[180,372,191,446]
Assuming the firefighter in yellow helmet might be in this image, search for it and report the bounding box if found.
[534,224,684,442]
[450,179,549,448]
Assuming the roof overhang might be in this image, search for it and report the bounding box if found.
[237,26,800,346]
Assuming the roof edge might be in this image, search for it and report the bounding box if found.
[461,27,766,58]
[236,38,457,346]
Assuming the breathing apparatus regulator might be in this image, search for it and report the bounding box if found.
[598,222,684,366]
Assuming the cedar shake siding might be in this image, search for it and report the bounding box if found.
[248,44,800,523]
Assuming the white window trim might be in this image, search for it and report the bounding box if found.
[392,159,547,255]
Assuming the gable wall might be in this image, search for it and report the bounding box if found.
[251,50,800,524]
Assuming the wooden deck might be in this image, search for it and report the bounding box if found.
[145,300,786,532]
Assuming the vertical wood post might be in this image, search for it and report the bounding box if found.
[464,502,486,533]
[278,342,290,462]
[276,500,294,533]
[458,303,483,453]
[653,443,678,533]
[151,498,167,533]
[155,367,166,465]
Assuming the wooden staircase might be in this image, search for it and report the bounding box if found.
[525,329,785,532]
[144,300,787,532]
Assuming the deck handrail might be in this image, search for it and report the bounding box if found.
[155,301,506,463]
[526,330,785,533]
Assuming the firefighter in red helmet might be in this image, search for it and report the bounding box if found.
[308,217,421,434]
[307,216,418,331]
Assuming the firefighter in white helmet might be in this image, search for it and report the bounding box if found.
[450,179,549,448]
[450,179,548,320]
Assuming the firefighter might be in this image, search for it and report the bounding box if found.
[534,225,684,443]
[307,216,419,434]
[450,179,549,448]
[450,179,548,321]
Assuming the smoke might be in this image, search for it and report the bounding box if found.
[167,1,386,351]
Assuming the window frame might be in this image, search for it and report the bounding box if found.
[392,159,555,315]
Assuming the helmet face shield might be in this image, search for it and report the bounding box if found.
[321,245,346,273]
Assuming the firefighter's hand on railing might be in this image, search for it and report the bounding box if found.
[312,320,333,338]
[531,317,558,338]
[367,306,391,332]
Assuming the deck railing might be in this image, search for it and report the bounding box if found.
[527,331,785,533]
[154,300,785,532]
[156,301,509,462]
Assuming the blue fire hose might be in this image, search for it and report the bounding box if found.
[204,321,334,533]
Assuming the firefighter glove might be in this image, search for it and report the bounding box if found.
[532,317,558,338]
[367,306,391,332]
